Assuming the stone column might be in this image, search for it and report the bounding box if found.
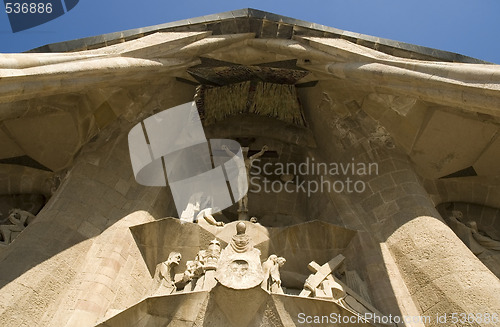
[0,131,163,327]
[301,82,500,325]
[356,152,500,326]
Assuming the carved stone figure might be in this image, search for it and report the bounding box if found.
[270,257,286,293]
[215,222,264,289]
[180,193,203,223]
[446,211,485,254]
[206,239,222,267]
[222,144,268,220]
[155,252,182,295]
[0,209,35,246]
[193,239,221,291]
[261,254,278,291]
[468,221,500,251]
[261,255,286,293]
[261,254,277,292]
[198,209,225,227]
[182,260,203,292]
[229,222,253,253]
[446,210,500,277]
[179,193,224,226]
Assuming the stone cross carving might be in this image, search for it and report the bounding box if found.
[300,254,345,299]
[300,255,386,320]
[307,261,346,300]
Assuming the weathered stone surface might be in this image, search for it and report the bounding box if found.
[1,8,500,327]
[97,285,377,327]
[215,222,264,289]
[410,110,498,178]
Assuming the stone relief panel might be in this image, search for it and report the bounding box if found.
[124,218,391,326]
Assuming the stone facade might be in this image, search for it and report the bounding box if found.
[0,8,500,327]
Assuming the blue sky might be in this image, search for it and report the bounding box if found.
[1,0,500,63]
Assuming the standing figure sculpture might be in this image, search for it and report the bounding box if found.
[182,260,203,292]
[154,252,182,295]
[0,209,35,246]
[270,256,286,293]
[261,254,286,293]
[222,144,268,220]
[262,254,277,292]
[193,239,222,291]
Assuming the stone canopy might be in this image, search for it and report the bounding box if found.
[0,8,500,327]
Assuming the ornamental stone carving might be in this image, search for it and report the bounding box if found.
[215,222,264,289]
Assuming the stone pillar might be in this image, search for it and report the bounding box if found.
[0,130,164,327]
[301,82,500,324]
[357,153,500,326]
